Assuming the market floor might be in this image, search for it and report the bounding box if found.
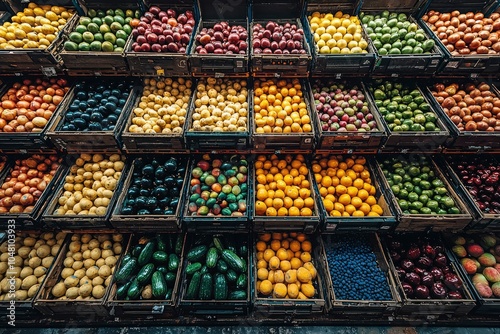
[1,327,500,334]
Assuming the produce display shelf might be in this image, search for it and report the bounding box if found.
[124,0,199,77]
[46,80,140,153]
[304,0,377,75]
[308,79,387,151]
[319,233,402,316]
[110,155,189,232]
[34,232,131,317]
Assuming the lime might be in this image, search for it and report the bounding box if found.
[427,200,439,211]
[100,24,110,34]
[90,41,102,51]
[87,23,99,34]
[448,207,461,214]
[103,16,114,26]
[420,207,432,214]
[93,33,103,42]
[419,194,429,204]
[425,122,436,131]
[435,187,448,196]
[122,24,132,35]
[408,192,419,203]
[102,41,114,52]
[115,30,128,40]
[88,9,97,18]
[402,46,413,54]
[116,38,126,48]
[104,32,116,44]
[75,25,87,34]
[399,189,409,199]
[64,41,78,51]
[388,48,401,54]
[82,31,94,43]
[79,17,91,26]
[91,17,102,26]
[398,199,409,210]
[114,16,125,26]
[69,32,83,43]
[78,42,90,51]
[391,185,401,195]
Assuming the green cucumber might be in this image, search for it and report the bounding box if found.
[238,245,247,257]
[216,259,228,273]
[226,269,238,283]
[138,241,156,267]
[116,279,133,299]
[114,257,137,283]
[186,245,208,262]
[186,271,201,300]
[236,273,247,289]
[168,253,179,272]
[153,251,168,263]
[156,234,167,252]
[137,263,155,284]
[214,273,228,300]
[186,262,202,275]
[131,245,143,258]
[213,237,245,273]
[167,234,174,253]
[200,265,209,274]
[156,266,168,274]
[228,290,247,300]
[175,234,183,255]
[199,273,213,300]
[127,278,142,300]
[165,288,173,300]
[164,272,176,287]
[151,271,167,299]
[206,247,219,268]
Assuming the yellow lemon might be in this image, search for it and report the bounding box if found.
[319,45,330,54]
[321,33,332,41]
[337,26,347,35]
[332,32,343,41]
[336,39,347,49]
[347,23,358,34]
[330,47,341,54]
[331,18,341,28]
[348,40,358,49]
[326,39,337,49]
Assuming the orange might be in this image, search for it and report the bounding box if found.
[289,207,300,216]
[300,251,312,263]
[276,180,287,191]
[281,239,290,249]
[301,180,311,189]
[304,197,315,208]
[272,233,283,240]
[296,233,307,242]
[347,170,357,181]
[353,178,364,189]
[291,123,301,132]
[358,189,369,201]
[290,240,301,252]
[342,212,351,217]
[371,204,384,215]
[330,210,342,217]
[367,212,380,217]
[290,257,303,269]
[338,194,351,206]
[336,169,346,178]
[266,173,274,183]
[334,202,345,213]
[321,176,332,187]
[283,197,294,209]
[286,187,299,199]
[257,174,267,185]
[323,199,334,212]
[263,249,275,262]
[287,249,295,261]
[339,162,348,170]
[347,186,358,197]
[301,241,312,252]
[352,164,365,173]
[271,239,282,251]
[257,259,268,269]
[359,203,371,215]
[277,207,288,216]
[291,159,302,169]
[256,241,267,252]
[352,210,365,217]
[299,165,308,176]
[336,184,347,195]
[360,170,371,180]
[327,159,339,168]
[260,233,272,242]
[293,176,303,186]
[277,248,289,261]
[369,185,376,195]
[351,197,363,208]
[255,201,267,215]
[284,174,294,186]
[312,164,322,173]
[280,260,291,272]
[331,176,340,186]
[300,207,313,216]
[345,204,356,215]
[341,176,353,187]
[257,188,268,201]
[266,207,277,216]
[346,158,355,168]
[293,197,305,209]
[365,195,377,206]
[299,188,310,199]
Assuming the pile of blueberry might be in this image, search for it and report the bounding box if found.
[325,235,392,301]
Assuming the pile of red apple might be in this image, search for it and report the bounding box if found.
[131,6,195,53]
[451,234,500,298]
[194,22,247,54]
[252,21,307,54]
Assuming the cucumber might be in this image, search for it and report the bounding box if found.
[186,245,208,262]
[165,287,173,300]
[228,290,247,300]
[151,271,167,299]
[236,273,247,289]
[138,240,156,266]
[127,278,142,300]
[200,265,209,274]
[114,257,137,283]
[199,273,213,300]
[168,253,179,272]
[213,237,245,273]
[238,245,247,257]
[156,266,169,274]
[175,234,183,256]
[216,259,228,273]
[153,251,169,264]
[185,271,201,300]
[206,247,219,268]
[131,245,143,258]
[164,272,176,287]
[156,234,167,252]
[226,269,237,283]
[186,262,202,275]
[167,234,174,253]
[214,273,228,300]
[137,263,155,284]
[116,279,133,299]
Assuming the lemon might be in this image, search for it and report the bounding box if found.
[33,8,45,16]
[351,46,363,53]
[310,17,320,24]
[353,32,362,42]
[358,40,368,50]
[316,27,326,35]
[319,45,330,54]
[340,47,351,54]
[14,29,26,39]
[331,18,341,28]
[348,40,358,49]
[343,33,353,43]
[320,19,330,28]
[326,39,337,48]
[321,33,332,41]
[347,23,357,34]
[336,39,347,49]
[337,26,347,35]
[330,47,341,54]
[324,13,334,20]
[310,22,319,31]
[342,19,351,28]
[326,26,336,35]
[317,39,326,48]
[332,32,343,41]
[313,33,320,42]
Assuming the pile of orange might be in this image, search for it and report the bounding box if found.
[255,154,315,217]
[254,78,312,134]
[311,155,384,217]
[256,232,318,299]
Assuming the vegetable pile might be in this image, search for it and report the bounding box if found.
[252,21,306,55]
[450,234,500,298]
[190,78,248,132]
[131,7,195,53]
[429,82,500,132]
[361,11,435,55]
[49,233,124,300]
[312,155,383,217]
[447,156,500,214]
[256,232,319,299]
[422,10,500,55]
[254,154,315,217]
[369,80,439,132]
[194,21,247,55]
[311,79,376,132]
[129,77,192,134]
[113,234,182,300]
[379,156,461,215]
[0,78,70,133]
[0,232,65,301]
[120,156,187,215]
[53,153,125,216]
[60,81,134,132]
[183,234,248,300]
[308,11,369,54]
[388,235,466,299]
[187,154,248,217]
[0,154,61,214]
[324,234,392,300]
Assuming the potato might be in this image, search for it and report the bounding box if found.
[95,258,106,267]
[101,249,114,259]
[61,268,75,279]
[51,244,61,257]
[79,283,93,297]
[113,243,122,255]
[98,265,111,278]
[68,241,81,253]
[88,239,100,250]
[72,261,83,271]
[66,287,79,299]
[64,275,79,288]
[83,259,95,269]
[37,275,45,284]
[29,257,42,269]
[82,250,91,260]
[19,267,34,279]
[21,275,37,290]
[0,253,9,262]
[104,275,112,287]
[92,276,104,286]
[9,267,21,278]
[28,284,40,298]
[73,269,86,280]
[90,248,101,260]
[79,276,91,286]
[56,232,66,241]
[112,234,123,242]
[0,262,8,275]
[14,290,28,301]
[36,245,51,258]
[18,246,32,259]
[72,252,83,261]
[34,240,45,249]
[142,285,152,299]
[86,266,99,280]
[0,278,9,292]
[92,285,105,299]
[63,257,74,268]
[42,256,54,268]
[33,266,47,277]
[104,256,117,267]
[13,255,23,267]
[45,239,56,247]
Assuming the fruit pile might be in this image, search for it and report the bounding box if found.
[187,155,248,217]
[113,234,183,300]
[60,81,134,132]
[194,21,248,54]
[450,234,500,298]
[0,78,70,133]
[361,11,435,55]
[429,82,500,132]
[256,232,318,299]
[311,79,376,132]
[447,156,500,214]
[190,78,248,132]
[128,77,192,134]
[183,234,248,300]
[0,154,61,214]
[379,156,461,215]
[120,156,187,215]
[64,8,137,52]
[369,80,439,132]
[308,11,369,54]
[254,78,312,134]
[252,21,306,55]
[254,154,315,217]
[324,235,392,300]
[0,3,74,49]
[53,153,125,216]
[312,155,383,217]
[130,7,195,53]
[49,233,124,300]
[0,232,65,301]
[422,10,500,55]
[388,235,466,299]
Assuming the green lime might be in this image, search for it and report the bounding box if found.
[87,23,99,34]
[448,207,461,214]
[82,31,94,43]
[64,41,78,51]
[91,17,102,26]
[398,199,409,210]
[115,30,128,40]
[114,16,125,26]
[122,24,132,35]
[69,32,83,43]
[427,200,439,211]
[103,15,114,25]
[391,185,401,195]
[93,33,103,42]
[116,38,126,48]
[79,17,91,26]
[420,207,432,214]
[78,42,90,51]
[102,41,114,52]
[408,192,419,203]
[75,25,87,34]
[90,40,102,51]
[88,9,97,18]
[100,24,110,34]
